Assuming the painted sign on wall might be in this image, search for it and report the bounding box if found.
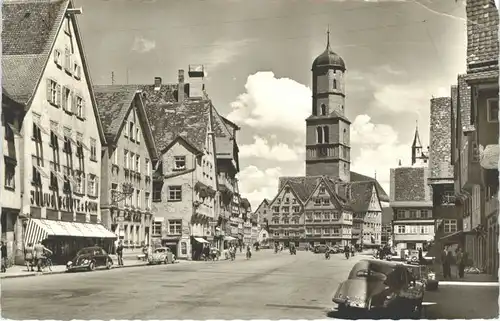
[30,190,98,214]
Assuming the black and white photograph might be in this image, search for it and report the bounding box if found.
[0,0,499,319]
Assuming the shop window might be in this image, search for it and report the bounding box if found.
[181,242,187,255]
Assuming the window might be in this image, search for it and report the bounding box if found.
[46,79,60,106]
[63,135,72,154]
[397,225,406,234]
[283,218,289,224]
[87,174,98,197]
[174,156,186,170]
[314,212,321,220]
[153,182,162,202]
[314,228,321,235]
[306,213,313,221]
[273,206,280,212]
[316,126,323,143]
[64,47,71,72]
[320,103,327,116]
[323,126,329,143]
[333,79,337,89]
[130,153,135,171]
[443,219,457,233]
[293,206,300,213]
[145,158,151,175]
[324,212,330,220]
[306,228,312,235]
[90,138,97,161]
[152,221,162,236]
[410,210,416,219]
[272,218,279,224]
[129,122,134,140]
[168,186,182,201]
[135,155,140,172]
[124,150,129,168]
[4,162,15,189]
[319,187,326,194]
[134,190,140,207]
[75,96,84,118]
[323,228,330,235]
[487,98,499,123]
[420,210,429,218]
[74,63,82,80]
[314,198,322,206]
[292,217,299,224]
[136,127,140,143]
[323,198,330,205]
[53,49,62,66]
[274,231,279,237]
[333,227,340,234]
[168,220,182,234]
[145,192,151,209]
[62,87,71,112]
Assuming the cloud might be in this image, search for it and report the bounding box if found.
[198,39,253,71]
[350,115,409,196]
[227,71,311,134]
[131,36,156,53]
[371,84,430,114]
[237,165,283,210]
[239,136,304,162]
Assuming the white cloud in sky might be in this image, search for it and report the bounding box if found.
[239,136,304,162]
[227,71,311,134]
[351,114,398,145]
[236,165,283,209]
[131,36,156,53]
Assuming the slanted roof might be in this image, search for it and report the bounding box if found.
[139,84,211,153]
[350,181,376,212]
[2,0,68,104]
[93,85,139,143]
[391,167,431,202]
[350,171,389,202]
[279,176,322,203]
[466,0,499,70]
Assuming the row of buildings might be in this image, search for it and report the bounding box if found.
[254,32,390,249]
[390,0,498,278]
[0,0,255,265]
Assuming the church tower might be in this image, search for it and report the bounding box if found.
[305,29,351,182]
[411,122,429,166]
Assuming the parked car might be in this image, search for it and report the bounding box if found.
[332,259,425,318]
[66,246,113,272]
[314,244,329,253]
[148,247,174,265]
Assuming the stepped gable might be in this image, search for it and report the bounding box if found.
[2,0,69,104]
[349,181,376,212]
[351,171,389,202]
[139,84,211,153]
[93,85,139,143]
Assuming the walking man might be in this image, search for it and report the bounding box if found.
[457,248,465,278]
[33,241,52,272]
[25,243,35,272]
[116,241,124,266]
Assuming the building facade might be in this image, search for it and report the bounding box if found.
[254,199,270,229]
[94,86,158,251]
[351,181,382,248]
[1,93,25,264]
[381,207,394,245]
[390,165,434,252]
[2,0,116,265]
[141,70,219,260]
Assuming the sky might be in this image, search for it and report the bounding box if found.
[74,0,469,210]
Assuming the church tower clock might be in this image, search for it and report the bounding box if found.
[305,29,351,182]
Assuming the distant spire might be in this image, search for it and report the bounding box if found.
[374,170,377,180]
[412,120,422,148]
[326,25,331,49]
[399,159,402,166]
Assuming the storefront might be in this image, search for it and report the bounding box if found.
[191,236,210,260]
[24,218,117,264]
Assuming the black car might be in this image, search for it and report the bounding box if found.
[66,246,113,272]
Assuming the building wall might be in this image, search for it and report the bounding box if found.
[22,14,101,223]
[101,97,154,248]
[269,184,305,241]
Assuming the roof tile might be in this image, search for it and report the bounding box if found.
[457,74,474,133]
[429,97,454,179]
[350,181,375,212]
[390,167,432,202]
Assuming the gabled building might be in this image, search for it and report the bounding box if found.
[93,85,159,251]
[350,181,383,248]
[390,166,434,252]
[253,198,271,229]
[138,70,221,260]
[2,0,115,265]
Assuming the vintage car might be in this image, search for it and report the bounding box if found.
[332,259,425,318]
[314,244,329,253]
[148,247,174,265]
[66,246,113,272]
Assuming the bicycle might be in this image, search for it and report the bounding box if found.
[38,255,53,272]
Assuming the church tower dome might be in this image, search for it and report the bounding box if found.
[312,29,346,71]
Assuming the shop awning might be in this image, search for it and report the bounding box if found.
[224,236,237,241]
[440,231,464,244]
[194,237,209,244]
[24,219,117,245]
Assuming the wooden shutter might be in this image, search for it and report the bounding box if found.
[71,90,77,114]
[95,178,99,197]
[46,79,52,103]
[82,99,86,120]
[61,87,67,111]
[56,84,62,107]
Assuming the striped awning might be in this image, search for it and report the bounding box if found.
[24,219,117,246]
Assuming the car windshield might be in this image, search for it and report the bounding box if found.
[155,248,166,253]
[76,249,92,256]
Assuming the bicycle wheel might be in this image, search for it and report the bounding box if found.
[46,259,53,271]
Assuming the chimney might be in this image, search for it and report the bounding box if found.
[178,69,185,102]
[154,77,162,90]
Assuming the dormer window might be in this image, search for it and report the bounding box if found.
[320,104,327,116]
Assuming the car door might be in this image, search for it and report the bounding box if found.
[93,248,105,267]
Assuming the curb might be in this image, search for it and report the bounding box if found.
[0,262,152,280]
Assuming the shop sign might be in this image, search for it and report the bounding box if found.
[30,189,98,214]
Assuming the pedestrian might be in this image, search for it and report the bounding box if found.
[1,241,8,273]
[445,249,454,279]
[441,247,448,279]
[33,241,52,272]
[116,241,124,266]
[25,243,35,272]
[456,248,465,278]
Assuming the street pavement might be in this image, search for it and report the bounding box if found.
[1,250,498,319]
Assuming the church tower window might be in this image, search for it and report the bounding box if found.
[333,79,337,89]
[320,104,327,116]
[316,127,323,143]
[323,126,329,143]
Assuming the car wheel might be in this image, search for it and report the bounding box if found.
[106,259,112,270]
[88,261,95,271]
